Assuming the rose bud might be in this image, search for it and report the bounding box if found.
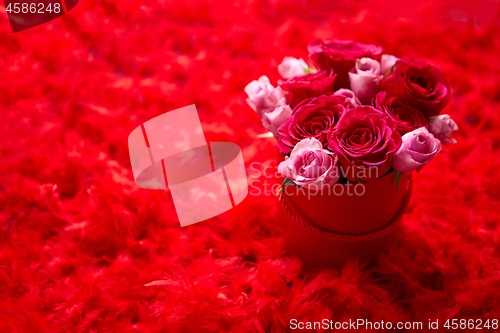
[428,114,458,145]
[348,57,382,105]
[261,105,293,138]
[278,57,313,79]
[277,94,348,154]
[333,88,362,108]
[278,137,340,190]
[278,69,336,107]
[380,57,451,117]
[245,76,286,119]
[328,106,402,182]
[392,127,442,173]
[374,91,428,135]
[380,54,399,75]
[307,39,383,89]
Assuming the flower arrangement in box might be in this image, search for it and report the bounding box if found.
[244,39,459,267]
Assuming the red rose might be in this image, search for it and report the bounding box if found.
[278,69,336,107]
[379,56,451,117]
[327,106,402,181]
[307,39,383,89]
[277,94,348,154]
[374,91,428,135]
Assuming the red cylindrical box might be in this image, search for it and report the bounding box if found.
[276,171,412,269]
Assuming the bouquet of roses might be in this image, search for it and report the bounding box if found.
[245,39,458,190]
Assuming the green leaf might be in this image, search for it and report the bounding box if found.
[306,62,318,72]
[393,170,404,191]
[383,64,395,78]
[282,178,300,187]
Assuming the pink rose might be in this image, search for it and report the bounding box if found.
[392,127,442,172]
[278,138,340,189]
[245,76,286,119]
[380,57,451,117]
[333,88,361,108]
[278,57,312,79]
[278,69,336,107]
[428,114,458,145]
[380,54,398,75]
[328,106,402,182]
[307,39,383,89]
[375,91,428,135]
[277,94,348,154]
[348,57,382,104]
[261,105,293,138]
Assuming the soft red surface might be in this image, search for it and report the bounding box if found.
[1,0,500,331]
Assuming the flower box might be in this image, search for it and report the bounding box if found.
[245,38,457,269]
[276,170,412,268]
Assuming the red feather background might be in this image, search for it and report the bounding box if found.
[1,0,500,331]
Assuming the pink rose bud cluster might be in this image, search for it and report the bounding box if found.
[392,127,442,172]
[333,88,361,108]
[278,57,313,79]
[348,57,382,105]
[245,39,459,187]
[278,138,340,189]
[244,76,290,137]
[428,114,459,146]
